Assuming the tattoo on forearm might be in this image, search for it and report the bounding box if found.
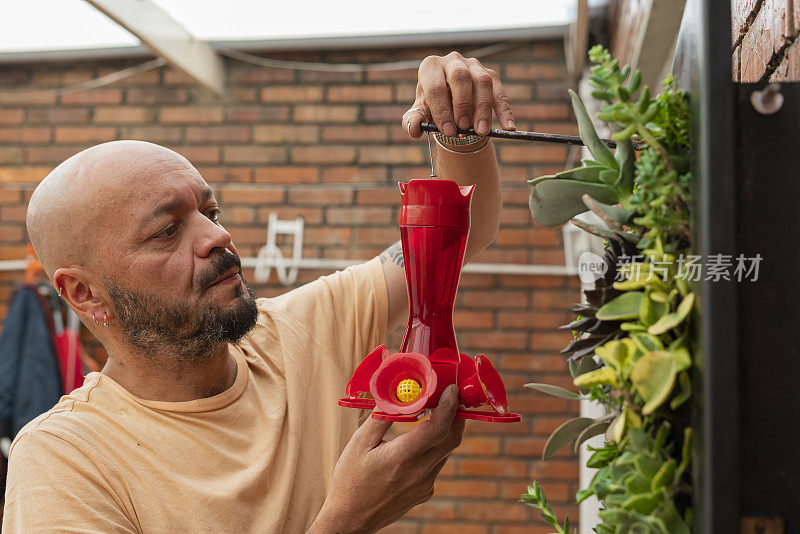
[379,241,404,268]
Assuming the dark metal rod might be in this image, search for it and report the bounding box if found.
[420,121,643,150]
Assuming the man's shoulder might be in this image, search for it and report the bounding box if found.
[9,374,111,459]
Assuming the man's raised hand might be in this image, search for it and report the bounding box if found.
[403,51,516,139]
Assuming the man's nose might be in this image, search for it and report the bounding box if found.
[194,213,232,257]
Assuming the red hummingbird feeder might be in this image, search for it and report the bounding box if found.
[339,178,520,423]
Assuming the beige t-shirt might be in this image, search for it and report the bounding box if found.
[3,258,389,534]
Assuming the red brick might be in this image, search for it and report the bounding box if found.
[304,227,352,246]
[54,126,116,143]
[0,244,27,259]
[499,144,569,164]
[94,106,151,124]
[0,205,27,223]
[0,225,24,241]
[500,354,569,373]
[293,105,359,123]
[453,310,493,329]
[322,125,389,142]
[359,145,425,165]
[326,206,393,225]
[457,436,501,455]
[256,207,323,225]
[0,189,21,204]
[299,70,363,83]
[159,107,223,124]
[0,148,23,164]
[531,291,571,309]
[505,63,566,81]
[228,67,295,85]
[404,500,457,520]
[356,188,396,205]
[97,67,160,86]
[291,146,356,164]
[327,85,393,102]
[186,126,251,143]
[0,127,51,143]
[0,166,52,183]
[497,311,565,330]
[169,146,221,165]
[225,106,290,123]
[459,331,527,351]
[459,458,529,478]
[253,124,319,144]
[260,85,324,103]
[461,290,528,309]
[420,523,487,534]
[27,108,89,124]
[510,103,570,121]
[363,104,410,122]
[529,459,579,480]
[223,146,286,164]
[197,167,252,184]
[434,479,498,499]
[472,248,529,264]
[118,126,183,144]
[354,226,399,245]
[530,332,571,351]
[220,187,284,204]
[460,501,527,522]
[126,87,189,105]
[378,521,419,534]
[287,188,352,205]
[254,166,319,184]
[60,89,122,105]
[323,166,388,183]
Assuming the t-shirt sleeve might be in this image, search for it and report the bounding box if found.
[267,257,389,378]
[3,430,137,534]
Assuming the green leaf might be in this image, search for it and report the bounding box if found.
[573,366,618,388]
[574,419,612,453]
[543,417,597,460]
[625,473,651,494]
[622,492,660,514]
[611,403,642,442]
[596,291,644,321]
[529,179,620,227]
[576,487,595,504]
[647,293,695,335]
[630,351,678,415]
[634,454,662,480]
[614,138,635,193]
[595,339,627,369]
[672,347,692,372]
[675,427,693,480]
[651,459,676,491]
[569,89,617,169]
[524,383,583,400]
[670,372,692,410]
[630,333,665,354]
[581,195,636,225]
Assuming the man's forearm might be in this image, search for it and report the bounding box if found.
[434,140,502,263]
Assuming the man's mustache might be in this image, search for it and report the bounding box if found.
[196,252,242,291]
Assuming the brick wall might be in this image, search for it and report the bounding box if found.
[733,0,800,81]
[0,41,583,533]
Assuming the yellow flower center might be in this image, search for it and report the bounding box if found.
[396,379,422,403]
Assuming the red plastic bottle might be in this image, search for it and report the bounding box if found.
[398,179,474,408]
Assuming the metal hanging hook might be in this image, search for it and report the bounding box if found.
[426,130,438,179]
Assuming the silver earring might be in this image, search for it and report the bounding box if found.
[92,313,99,326]
[57,286,62,298]
[103,312,109,327]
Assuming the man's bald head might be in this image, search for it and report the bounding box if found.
[27,140,196,278]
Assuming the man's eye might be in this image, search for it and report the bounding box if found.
[157,224,178,239]
[208,208,220,222]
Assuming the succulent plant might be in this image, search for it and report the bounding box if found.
[522,46,695,534]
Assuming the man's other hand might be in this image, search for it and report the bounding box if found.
[402,51,515,139]
[309,385,465,534]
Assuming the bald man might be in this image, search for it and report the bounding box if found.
[3,53,514,533]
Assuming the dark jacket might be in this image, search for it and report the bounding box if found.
[0,285,62,439]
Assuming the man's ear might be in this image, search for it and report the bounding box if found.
[53,267,112,324]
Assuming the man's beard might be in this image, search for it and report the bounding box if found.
[103,252,259,361]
